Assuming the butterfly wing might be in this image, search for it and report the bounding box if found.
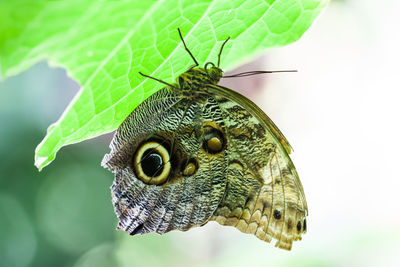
[102,83,307,250]
[206,84,308,250]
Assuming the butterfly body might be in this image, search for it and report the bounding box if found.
[102,32,307,250]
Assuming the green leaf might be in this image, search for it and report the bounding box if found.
[0,0,328,170]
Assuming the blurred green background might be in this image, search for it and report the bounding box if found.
[0,62,196,267]
[1,0,400,266]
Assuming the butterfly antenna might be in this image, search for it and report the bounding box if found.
[218,37,230,67]
[177,28,198,67]
[222,70,297,78]
[139,72,179,89]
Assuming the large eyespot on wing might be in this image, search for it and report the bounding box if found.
[207,85,308,250]
[133,141,171,185]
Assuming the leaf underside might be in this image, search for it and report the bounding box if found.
[0,0,328,170]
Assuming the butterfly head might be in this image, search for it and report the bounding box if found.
[203,62,223,83]
[177,62,223,91]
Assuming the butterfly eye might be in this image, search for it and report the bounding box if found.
[133,141,171,184]
[203,126,225,154]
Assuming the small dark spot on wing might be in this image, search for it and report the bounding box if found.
[273,209,281,220]
[297,221,302,232]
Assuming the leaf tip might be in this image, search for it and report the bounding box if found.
[35,140,56,171]
[35,156,49,171]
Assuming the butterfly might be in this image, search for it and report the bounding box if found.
[102,29,308,250]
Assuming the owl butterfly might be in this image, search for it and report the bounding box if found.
[102,29,308,250]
